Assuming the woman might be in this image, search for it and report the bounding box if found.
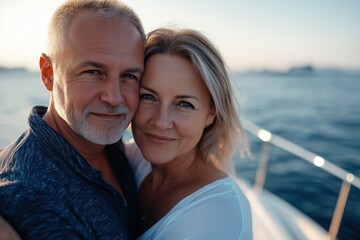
[126,27,252,239]
[0,216,21,240]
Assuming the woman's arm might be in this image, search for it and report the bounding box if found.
[0,216,21,240]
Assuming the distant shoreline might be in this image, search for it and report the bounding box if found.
[1,65,360,77]
[236,65,360,77]
[0,66,35,73]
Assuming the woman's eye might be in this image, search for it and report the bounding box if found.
[178,101,195,109]
[140,93,156,101]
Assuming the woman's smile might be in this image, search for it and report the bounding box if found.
[145,133,175,144]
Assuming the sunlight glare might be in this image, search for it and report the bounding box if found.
[258,130,272,142]
[313,156,325,167]
[346,174,354,183]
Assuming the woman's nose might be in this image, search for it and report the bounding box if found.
[151,106,173,130]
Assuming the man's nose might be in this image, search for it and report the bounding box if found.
[100,78,124,106]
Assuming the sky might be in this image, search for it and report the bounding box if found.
[0,0,359,72]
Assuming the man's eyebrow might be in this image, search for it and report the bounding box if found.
[77,61,105,69]
[79,61,105,68]
[125,67,143,75]
[78,62,143,74]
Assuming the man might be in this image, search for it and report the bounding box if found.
[0,0,145,238]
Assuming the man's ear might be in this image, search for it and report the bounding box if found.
[39,53,54,91]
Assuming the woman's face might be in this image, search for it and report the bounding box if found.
[132,54,216,165]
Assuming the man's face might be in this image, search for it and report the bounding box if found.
[52,11,144,144]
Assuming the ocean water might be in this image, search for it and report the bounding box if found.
[0,71,359,239]
[234,73,360,239]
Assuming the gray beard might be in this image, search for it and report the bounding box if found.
[53,83,132,144]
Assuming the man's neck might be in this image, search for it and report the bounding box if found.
[42,106,123,193]
[42,103,110,165]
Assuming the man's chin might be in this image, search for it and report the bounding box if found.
[73,119,128,145]
[84,135,121,145]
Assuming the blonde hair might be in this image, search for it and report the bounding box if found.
[47,0,145,64]
[145,28,246,172]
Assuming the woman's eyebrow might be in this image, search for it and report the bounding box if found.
[175,95,199,101]
[140,85,157,94]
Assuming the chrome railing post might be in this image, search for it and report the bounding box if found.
[328,181,351,240]
[254,142,271,192]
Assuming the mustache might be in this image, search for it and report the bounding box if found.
[85,104,129,114]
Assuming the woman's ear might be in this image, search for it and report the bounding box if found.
[39,53,54,91]
[206,108,216,128]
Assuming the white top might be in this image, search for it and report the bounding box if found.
[125,140,253,240]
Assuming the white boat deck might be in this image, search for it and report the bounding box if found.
[236,178,328,240]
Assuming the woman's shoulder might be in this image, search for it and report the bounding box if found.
[124,139,151,189]
[151,177,253,239]
[191,176,248,199]
[175,177,251,216]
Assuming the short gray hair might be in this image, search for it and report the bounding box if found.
[145,27,246,172]
[47,0,145,64]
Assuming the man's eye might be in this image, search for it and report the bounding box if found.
[178,101,195,109]
[122,73,138,81]
[83,70,101,75]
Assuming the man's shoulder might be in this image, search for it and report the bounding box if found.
[0,133,58,191]
[0,133,41,169]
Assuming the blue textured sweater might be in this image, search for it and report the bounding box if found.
[0,106,137,239]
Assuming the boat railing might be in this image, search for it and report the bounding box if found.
[241,119,360,240]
